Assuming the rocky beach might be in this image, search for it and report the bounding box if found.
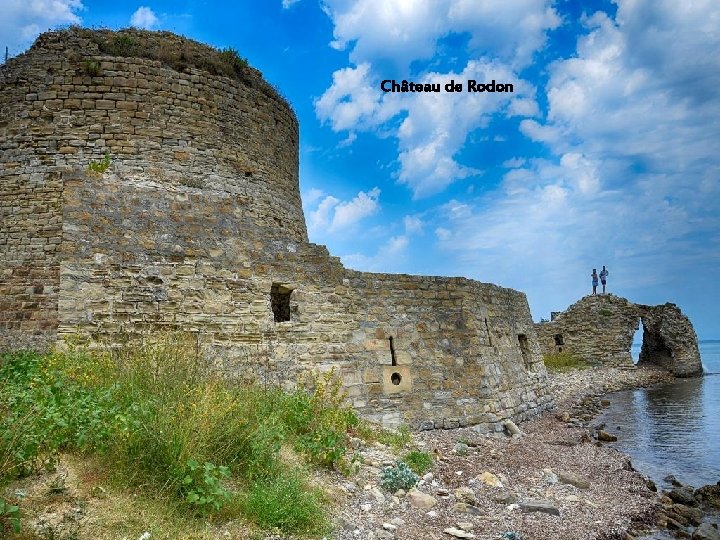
[328,365,720,540]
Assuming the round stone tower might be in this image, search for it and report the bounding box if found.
[0,28,307,241]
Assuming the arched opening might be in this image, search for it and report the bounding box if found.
[631,320,643,364]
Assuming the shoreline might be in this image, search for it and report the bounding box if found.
[331,365,714,540]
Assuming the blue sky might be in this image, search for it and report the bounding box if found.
[3,0,719,338]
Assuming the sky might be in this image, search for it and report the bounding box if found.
[2,0,719,338]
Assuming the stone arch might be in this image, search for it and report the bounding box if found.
[535,295,702,377]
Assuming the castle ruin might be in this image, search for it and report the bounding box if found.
[535,295,702,377]
[0,29,555,430]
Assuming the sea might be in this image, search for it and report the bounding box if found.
[596,340,720,538]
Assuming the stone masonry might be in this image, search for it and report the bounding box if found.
[1,28,554,430]
[535,295,702,377]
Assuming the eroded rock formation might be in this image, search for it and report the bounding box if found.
[536,295,702,377]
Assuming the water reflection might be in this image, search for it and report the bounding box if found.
[598,375,720,488]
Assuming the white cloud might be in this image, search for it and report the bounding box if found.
[330,187,381,231]
[316,1,555,198]
[305,187,381,235]
[316,60,536,197]
[427,0,720,321]
[130,6,159,29]
[323,0,559,70]
[341,234,409,271]
[403,215,423,234]
[1,0,83,56]
[282,0,300,8]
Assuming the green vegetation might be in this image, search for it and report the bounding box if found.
[402,450,433,475]
[543,351,590,372]
[88,152,111,173]
[83,59,101,76]
[599,308,613,316]
[0,337,361,536]
[380,461,419,492]
[67,27,286,107]
[354,421,412,450]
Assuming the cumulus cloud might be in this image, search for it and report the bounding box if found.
[305,187,381,235]
[323,0,559,70]
[316,1,555,197]
[403,215,423,234]
[1,0,83,56]
[316,60,536,197]
[130,6,159,29]
[341,234,409,272]
[428,0,720,319]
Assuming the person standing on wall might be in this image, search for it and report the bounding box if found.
[599,265,609,294]
[591,269,599,296]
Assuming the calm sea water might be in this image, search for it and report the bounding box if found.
[597,340,720,489]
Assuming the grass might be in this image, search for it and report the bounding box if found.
[402,450,433,475]
[63,27,290,113]
[0,336,362,537]
[543,351,591,372]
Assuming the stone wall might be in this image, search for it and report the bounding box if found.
[536,295,702,377]
[1,28,555,430]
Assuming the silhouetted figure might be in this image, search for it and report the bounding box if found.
[591,269,598,295]
[599,265,609,294]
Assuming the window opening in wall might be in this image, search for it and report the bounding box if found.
[517,334,531,367]
[390,372,402,385]
[270,283,292,322]
[631,320,644,364]
[554,334,564,346]
[388,336,397,366]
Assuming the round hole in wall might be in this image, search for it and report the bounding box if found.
[391,372,402,385]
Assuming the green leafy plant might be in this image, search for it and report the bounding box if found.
[380,460,419,492]
[0,497,21,534]
[599,308,613,316]
[88,152,111,173]
[181,459,231,514]
[403,450,433,475]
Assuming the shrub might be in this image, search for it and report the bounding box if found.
[543,351,590,372]
[284,369,358,468]
[381,461,419,492]
[403,450,433,475]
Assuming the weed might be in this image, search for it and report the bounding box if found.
[354,421,412,450]
[599,308,613,316]
[218,47,248,74]
[181,459,231,514]
[380,461,419,492]
[83,60,101,76]
[543,351,590,372]
[403,450,433,475]
[88,152,111,173]
[0,497,20,534]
